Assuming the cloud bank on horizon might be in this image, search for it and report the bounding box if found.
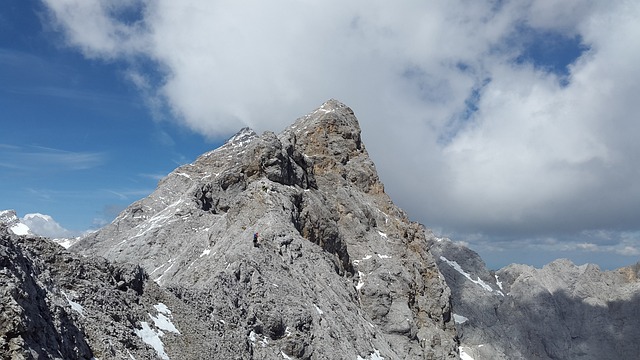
[41,0,640,267]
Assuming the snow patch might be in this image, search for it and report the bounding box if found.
[53,238,77,249]
[459,346,475,360]
[135,322,170,360]
[357,349,384,360]
[154,303,171,315]
[135,304,180,360]
[149,313,180,334]
[495,274,503,290]
[154,261,174,284]
[131,199,183,240]
[10,223,30,236]
[248,331,269,348]
[199,248,211,257]
[440,256,494,293]
[281,351,292,359]
[377,230,388,239]
[377,254,391,259]
[356,271,365,290]
[175,172,191,179]
[313,304,324,315]
[453,314,468,324]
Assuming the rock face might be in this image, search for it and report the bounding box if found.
[12,99,458,359]
[429,238,640,360]
[1,225,197,360]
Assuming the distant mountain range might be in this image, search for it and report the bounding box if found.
[2,100,639,359]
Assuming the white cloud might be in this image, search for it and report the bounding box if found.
[22,213,78,238]
[42,0,640,267]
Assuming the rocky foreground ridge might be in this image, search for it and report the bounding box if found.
[2,100,459,359]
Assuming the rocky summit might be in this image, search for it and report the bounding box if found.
[2,100,459,359]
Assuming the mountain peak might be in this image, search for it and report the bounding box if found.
[71,100,458,359]
[225,126,257,147]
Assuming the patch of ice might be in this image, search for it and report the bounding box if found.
[453,314,468,324]
[440,256,494,293]
[313,304,324,315]
[135,322,169,360]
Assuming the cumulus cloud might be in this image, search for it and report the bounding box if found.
[42,0,640,266]
[21,213,78,238]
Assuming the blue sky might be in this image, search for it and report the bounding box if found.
[2,0,640,270]
[1,0,222,231]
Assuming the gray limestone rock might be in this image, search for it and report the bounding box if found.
[63,99,459,359]
[429,237,640,360]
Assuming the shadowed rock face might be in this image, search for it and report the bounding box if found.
[429,238,640,360]
[9,100,458,359]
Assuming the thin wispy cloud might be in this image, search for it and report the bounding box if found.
[0,145,106,171]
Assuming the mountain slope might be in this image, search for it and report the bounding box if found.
[72,99,459,359]
[429,237,640,359]
[1,224,218,360]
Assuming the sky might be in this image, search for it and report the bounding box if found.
[1,0,639,270]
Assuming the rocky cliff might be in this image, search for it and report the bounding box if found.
[1,100,459,359]
[429,237,640,360]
